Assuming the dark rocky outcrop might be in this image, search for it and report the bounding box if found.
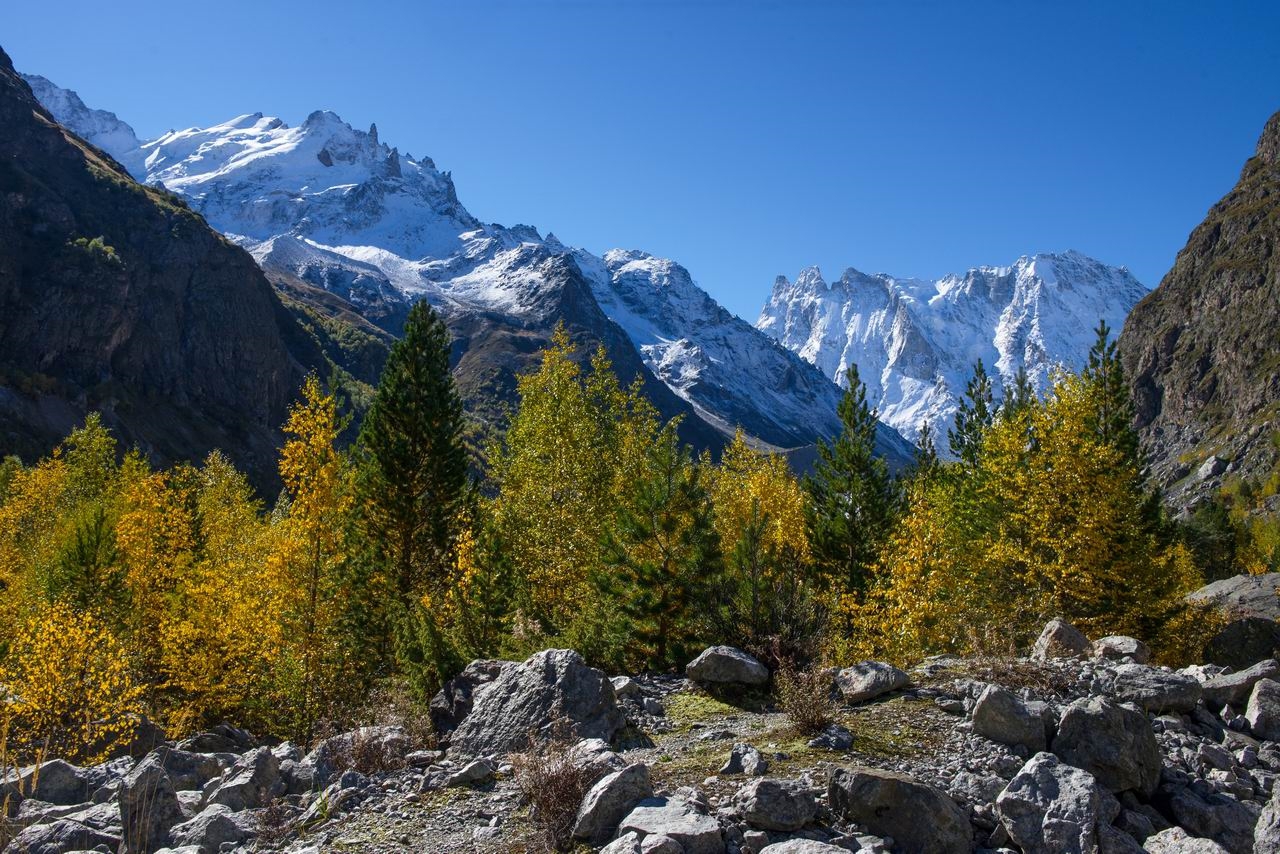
[0,47,328,491]
[1119,108,1280,510]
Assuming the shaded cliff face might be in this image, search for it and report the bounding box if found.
[0,47,311,486]
[1119,109,1280,507]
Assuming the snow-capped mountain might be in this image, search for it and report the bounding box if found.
[28,74,914,460]
[757,252,1149,449]
[21,74,144,175]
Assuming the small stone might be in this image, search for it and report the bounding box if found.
[1094,635,1151,664]
[686,646,770,686]
[720,743,769,776]
[834,662,909,703]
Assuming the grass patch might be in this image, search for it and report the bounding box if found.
[664,690,742,731]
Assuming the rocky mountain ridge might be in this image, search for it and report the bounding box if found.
[0,49,350,488]
[1119,108,1280,508]
[758,252,1148,449]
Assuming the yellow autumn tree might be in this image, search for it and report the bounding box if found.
[491,327,659,631]
[851,369,1204,663]
[266,375,356,738]
[156,452,280,735]
[115,466,195,687]
[0,602,144,765]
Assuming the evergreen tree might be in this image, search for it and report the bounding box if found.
[805,363,899,595]
[358,300,469,600]
[1001,365,1037,417]
[597,427,721,670]
[909,421,939,482]
[1082,320,1140,468]
[949,359,995,465]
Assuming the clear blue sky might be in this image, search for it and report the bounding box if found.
[7,1,1280,319]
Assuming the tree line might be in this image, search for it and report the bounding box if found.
[0,307,1241,763]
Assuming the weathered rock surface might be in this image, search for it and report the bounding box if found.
[1247,679,1280,742]
[1203,659,1280,710]
[1144,826,1230,853]
[430,660,514,739]
[119,752,185,854]
[573,763,653,844]
[686,646,769,686]
[719,743,768,776]
[168,803,256,854]
[828,766,969,854]
[1032,618,1093,661]
[1095,636,1152,664]
[972,684,1047,753]
[449,649,625,757]
[732,778,816,831]
[834,662,909,703]
[618,797,725,854]
[1052,696,1162,796]
[995,752,1122,854]
[1109,663,1204,713]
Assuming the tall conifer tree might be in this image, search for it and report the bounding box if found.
[804,363,898,594]
[949,360,995,465]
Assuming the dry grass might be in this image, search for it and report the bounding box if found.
[775,667,835,736]
[509,732,595,853]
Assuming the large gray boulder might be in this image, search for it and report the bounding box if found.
[995,752,1122,854]
[1247,679,1280,741]
[834,661,909,703]
[827,766,969,854]
[685,646,769,686]
[573,763,653,844]
[1203,659,1280,709]
[732,778,816,831]
[1144,827,1230,852]
[972,684,1047,753]
[201,747,283,811]
[11,759,91,806]
[119,752,185,853]
[154,747,226,792]
[1256,784,1280,853]
[1052,696,1162,796]
[759,843,850,854]
[430,659,514,739]
[449,649,625,757]
[2,817,122,854]
[1032,618,1093,661]
[1109,663,1203,713]
[168,804,256,854]
[1095,635,1152,664]
[1160,785,1259,853]
[1186,574,1280,668]
[1187,573,1280,619]
[617,797,725,854]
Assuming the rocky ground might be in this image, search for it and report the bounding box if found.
[8,614,1280,853]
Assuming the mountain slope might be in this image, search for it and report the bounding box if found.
[0,49,376,489]
[28,75,913,463]
[758,252,1148,449]
[1119,109,1280,507]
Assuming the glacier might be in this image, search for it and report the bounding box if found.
[757,252,1149,451]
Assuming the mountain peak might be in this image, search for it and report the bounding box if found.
[759,251,1147,449]
[20,72,144,175]
[1255,109,1280,166]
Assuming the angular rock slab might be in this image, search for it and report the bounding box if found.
[1247,678,1280,742]
[1031,617,1093,661]
[732,777,816,831]
[1203,659,1280,710]
[972,684,1047,753]
[449,648,625,757]
[618,797,725,854]
[834,661,909,704]
[996,752,1121,854]
[828,766,969,854]
[1108,663,1203,713]
[573,763,653,844]
[1145,826,1231,853]
[1052,696,1162,797]
[685,646,769,686]
[1094,635,1151,664]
